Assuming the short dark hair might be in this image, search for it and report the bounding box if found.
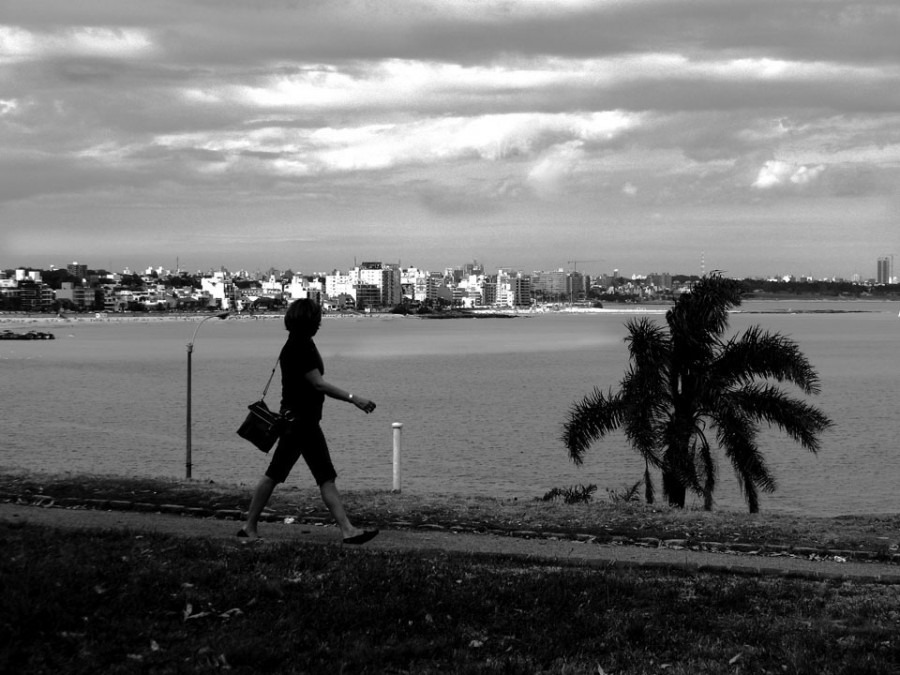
[284,298,322,336]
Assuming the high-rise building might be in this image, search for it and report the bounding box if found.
[354,262,401,307]
[512,273,532,308]
[876,257,891,285]
[531,269,567,300]
[462,261,484,277]
[567,271,586,300]
[67,261,87,280]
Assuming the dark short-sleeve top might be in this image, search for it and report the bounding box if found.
[279,333,325,422]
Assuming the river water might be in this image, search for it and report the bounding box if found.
[2,300,898,516]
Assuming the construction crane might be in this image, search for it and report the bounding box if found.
[567,259,604,273]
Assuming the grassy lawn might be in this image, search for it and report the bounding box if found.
[1,471,899,673]
[1,522,898,674]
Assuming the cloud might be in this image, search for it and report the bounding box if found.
[0,25,155,63]
[5,1,900,70]
[145,111,637,180]
[187,54,900,120]
[3,0,900,276]
[0,99,19,115]
[527,140,586,197]
[753,160,825,190]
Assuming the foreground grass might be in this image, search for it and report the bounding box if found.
[1,523,898,675]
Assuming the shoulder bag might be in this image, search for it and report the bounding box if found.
[236,357,283,453]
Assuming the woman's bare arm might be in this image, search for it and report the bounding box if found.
[304,368,376,413]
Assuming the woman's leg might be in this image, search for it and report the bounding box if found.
[243,425,301,539]
[319,479,365,539]
[306,429,376,543]
[241,475,276,538]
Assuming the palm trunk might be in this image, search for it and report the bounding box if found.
[662,470,686,508]
[663,412,693,509]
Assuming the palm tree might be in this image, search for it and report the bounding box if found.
[562,274,832,513]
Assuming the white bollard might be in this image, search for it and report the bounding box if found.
[392,422,403,493]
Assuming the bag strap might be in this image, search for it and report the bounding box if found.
[260,356,280,401]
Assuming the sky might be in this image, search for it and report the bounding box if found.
[2,0,899,280]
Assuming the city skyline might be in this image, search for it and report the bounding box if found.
[4,253,896,285]
[2,1,899,279]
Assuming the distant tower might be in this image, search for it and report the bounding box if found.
[700,251,706,277]
[67,261,87,280]
[876,257,890,284]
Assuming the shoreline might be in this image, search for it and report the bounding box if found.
[0,299,892,338]
[0,303,886,329]
[0,308,666,327]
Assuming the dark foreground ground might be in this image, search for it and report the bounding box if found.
[1,470,899,674]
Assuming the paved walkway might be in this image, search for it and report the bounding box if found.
[3,501,899,584]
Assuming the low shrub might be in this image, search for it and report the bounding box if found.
[541,484,598,504]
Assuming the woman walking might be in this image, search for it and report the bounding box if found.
[239,298,379,544]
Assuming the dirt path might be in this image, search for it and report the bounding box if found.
[3,502,899,584]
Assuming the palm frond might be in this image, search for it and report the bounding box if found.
[716,326,824,395]
[666,273,742,345]
[619,365,670,467]
[621,417,665,469]
[624,317,671,366]
[562,388,625,465]
[726,383,833,453]
[712,402,777,495]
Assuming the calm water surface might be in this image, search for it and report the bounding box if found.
[2,301,898,516]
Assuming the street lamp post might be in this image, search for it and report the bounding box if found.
[185,311,230,479]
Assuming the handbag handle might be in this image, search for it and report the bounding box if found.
[259,356,280,401]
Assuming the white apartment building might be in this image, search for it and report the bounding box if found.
[342,263,401,308]
[357,263,402,307]
[494,269,516,307]
[423,274,444,303]
[493,269,532,308]
[402,269,439,303]
[356,263,384,293]
[201,272,235,310]
[15,269,42,283]
[261,275,283,296]
[285,275,324,302]
[401,267,424,301]
[457,274,484,307]
[325,271,356,300]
